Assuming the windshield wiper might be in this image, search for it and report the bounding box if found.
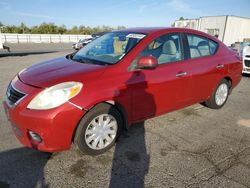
[72,58,90,64]
[74,57,112,66]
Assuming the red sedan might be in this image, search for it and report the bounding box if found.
[3,28,242,155]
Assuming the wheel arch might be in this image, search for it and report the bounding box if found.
[71,100,129,143]
[223,76,232,93]
[104,100,129,130]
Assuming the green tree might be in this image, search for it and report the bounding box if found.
[57,25,67,34]
[0,22,126,34]
[19,22,29,33]
[117,26,126,30]
[68,26,79,34]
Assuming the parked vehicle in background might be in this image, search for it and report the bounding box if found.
[72,32,108,50]
[230,42,250,56]
[72,38,93,50]
[0,31,3,50]
[3,28,242,156]
[242,45,250,74]
[0,30,11,52]
[91,32,108,39]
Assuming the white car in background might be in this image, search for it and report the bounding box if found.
[243,45,250,74]
[72,32,108,50]
[72,38,93,50]
[0,31,3,50]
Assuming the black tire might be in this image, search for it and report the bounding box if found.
[74,103,122,155]
[203,79,230,109]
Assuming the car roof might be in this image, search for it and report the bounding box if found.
[117,27,204,34]
[117,27,220,42]
[118,27,169,34]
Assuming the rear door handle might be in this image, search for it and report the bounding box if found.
[176,72,187,77]
[216,64,224,69]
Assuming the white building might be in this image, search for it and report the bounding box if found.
[174,15,250,46]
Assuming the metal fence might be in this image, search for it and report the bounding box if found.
[1,33,92,43]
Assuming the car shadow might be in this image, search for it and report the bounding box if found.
[109,71,155,188]
[0,51,58,58]
[0,147,51,188]
[109,123,149,188]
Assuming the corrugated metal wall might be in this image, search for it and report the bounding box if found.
[224,16,250,46]
[174,16,250,46]
[198,16,227,43]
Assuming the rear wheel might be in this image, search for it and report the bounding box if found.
[74,103,122,155]
[203,79,230,109]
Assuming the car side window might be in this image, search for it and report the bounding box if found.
[187,34,218,58]
[138,34,184,65]
[209,40,218,54]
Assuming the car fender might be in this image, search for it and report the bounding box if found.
[69,84,132,125]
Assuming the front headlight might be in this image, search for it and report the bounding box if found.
[27,82,83,110]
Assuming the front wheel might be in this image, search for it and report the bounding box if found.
[74,103,122,155]
[203,79,230,109]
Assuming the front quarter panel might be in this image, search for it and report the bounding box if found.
[69,66,133,123]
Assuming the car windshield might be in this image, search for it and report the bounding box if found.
[72,31,146,65]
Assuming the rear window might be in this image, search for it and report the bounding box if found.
[187,34,218,59]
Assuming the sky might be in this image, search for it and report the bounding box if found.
[0,0,250,28]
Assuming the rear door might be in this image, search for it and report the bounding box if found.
[183,34,223,103]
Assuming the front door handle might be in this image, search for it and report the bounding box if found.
[216,64,224,69]
[176,72,187,77]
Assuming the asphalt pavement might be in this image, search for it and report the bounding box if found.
[0,44,249,188]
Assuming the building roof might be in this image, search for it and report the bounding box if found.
[201,15,250,20]
[175,15,250,22]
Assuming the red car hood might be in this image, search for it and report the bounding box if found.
[19,57,106,88]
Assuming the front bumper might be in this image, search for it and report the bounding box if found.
[242,67,250,74]
[3,77,85,152]
[243,57,250,74]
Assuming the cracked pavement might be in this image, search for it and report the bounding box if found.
[0,44,250,188]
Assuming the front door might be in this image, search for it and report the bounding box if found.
[128,33,192,121]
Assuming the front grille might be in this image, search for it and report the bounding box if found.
[244,60,250,68]
[6,84,26,106]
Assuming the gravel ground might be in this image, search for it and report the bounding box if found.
[0,44,249,188]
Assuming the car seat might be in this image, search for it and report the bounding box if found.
[158,40,177,64]
[197,41,210,56]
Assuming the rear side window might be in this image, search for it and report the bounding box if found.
[209,40,218,54]
[187,34,218,58]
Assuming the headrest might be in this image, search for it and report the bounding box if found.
[198,41,208,47]
[162,40,177,55]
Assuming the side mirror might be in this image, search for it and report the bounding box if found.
[136,56,158,70]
